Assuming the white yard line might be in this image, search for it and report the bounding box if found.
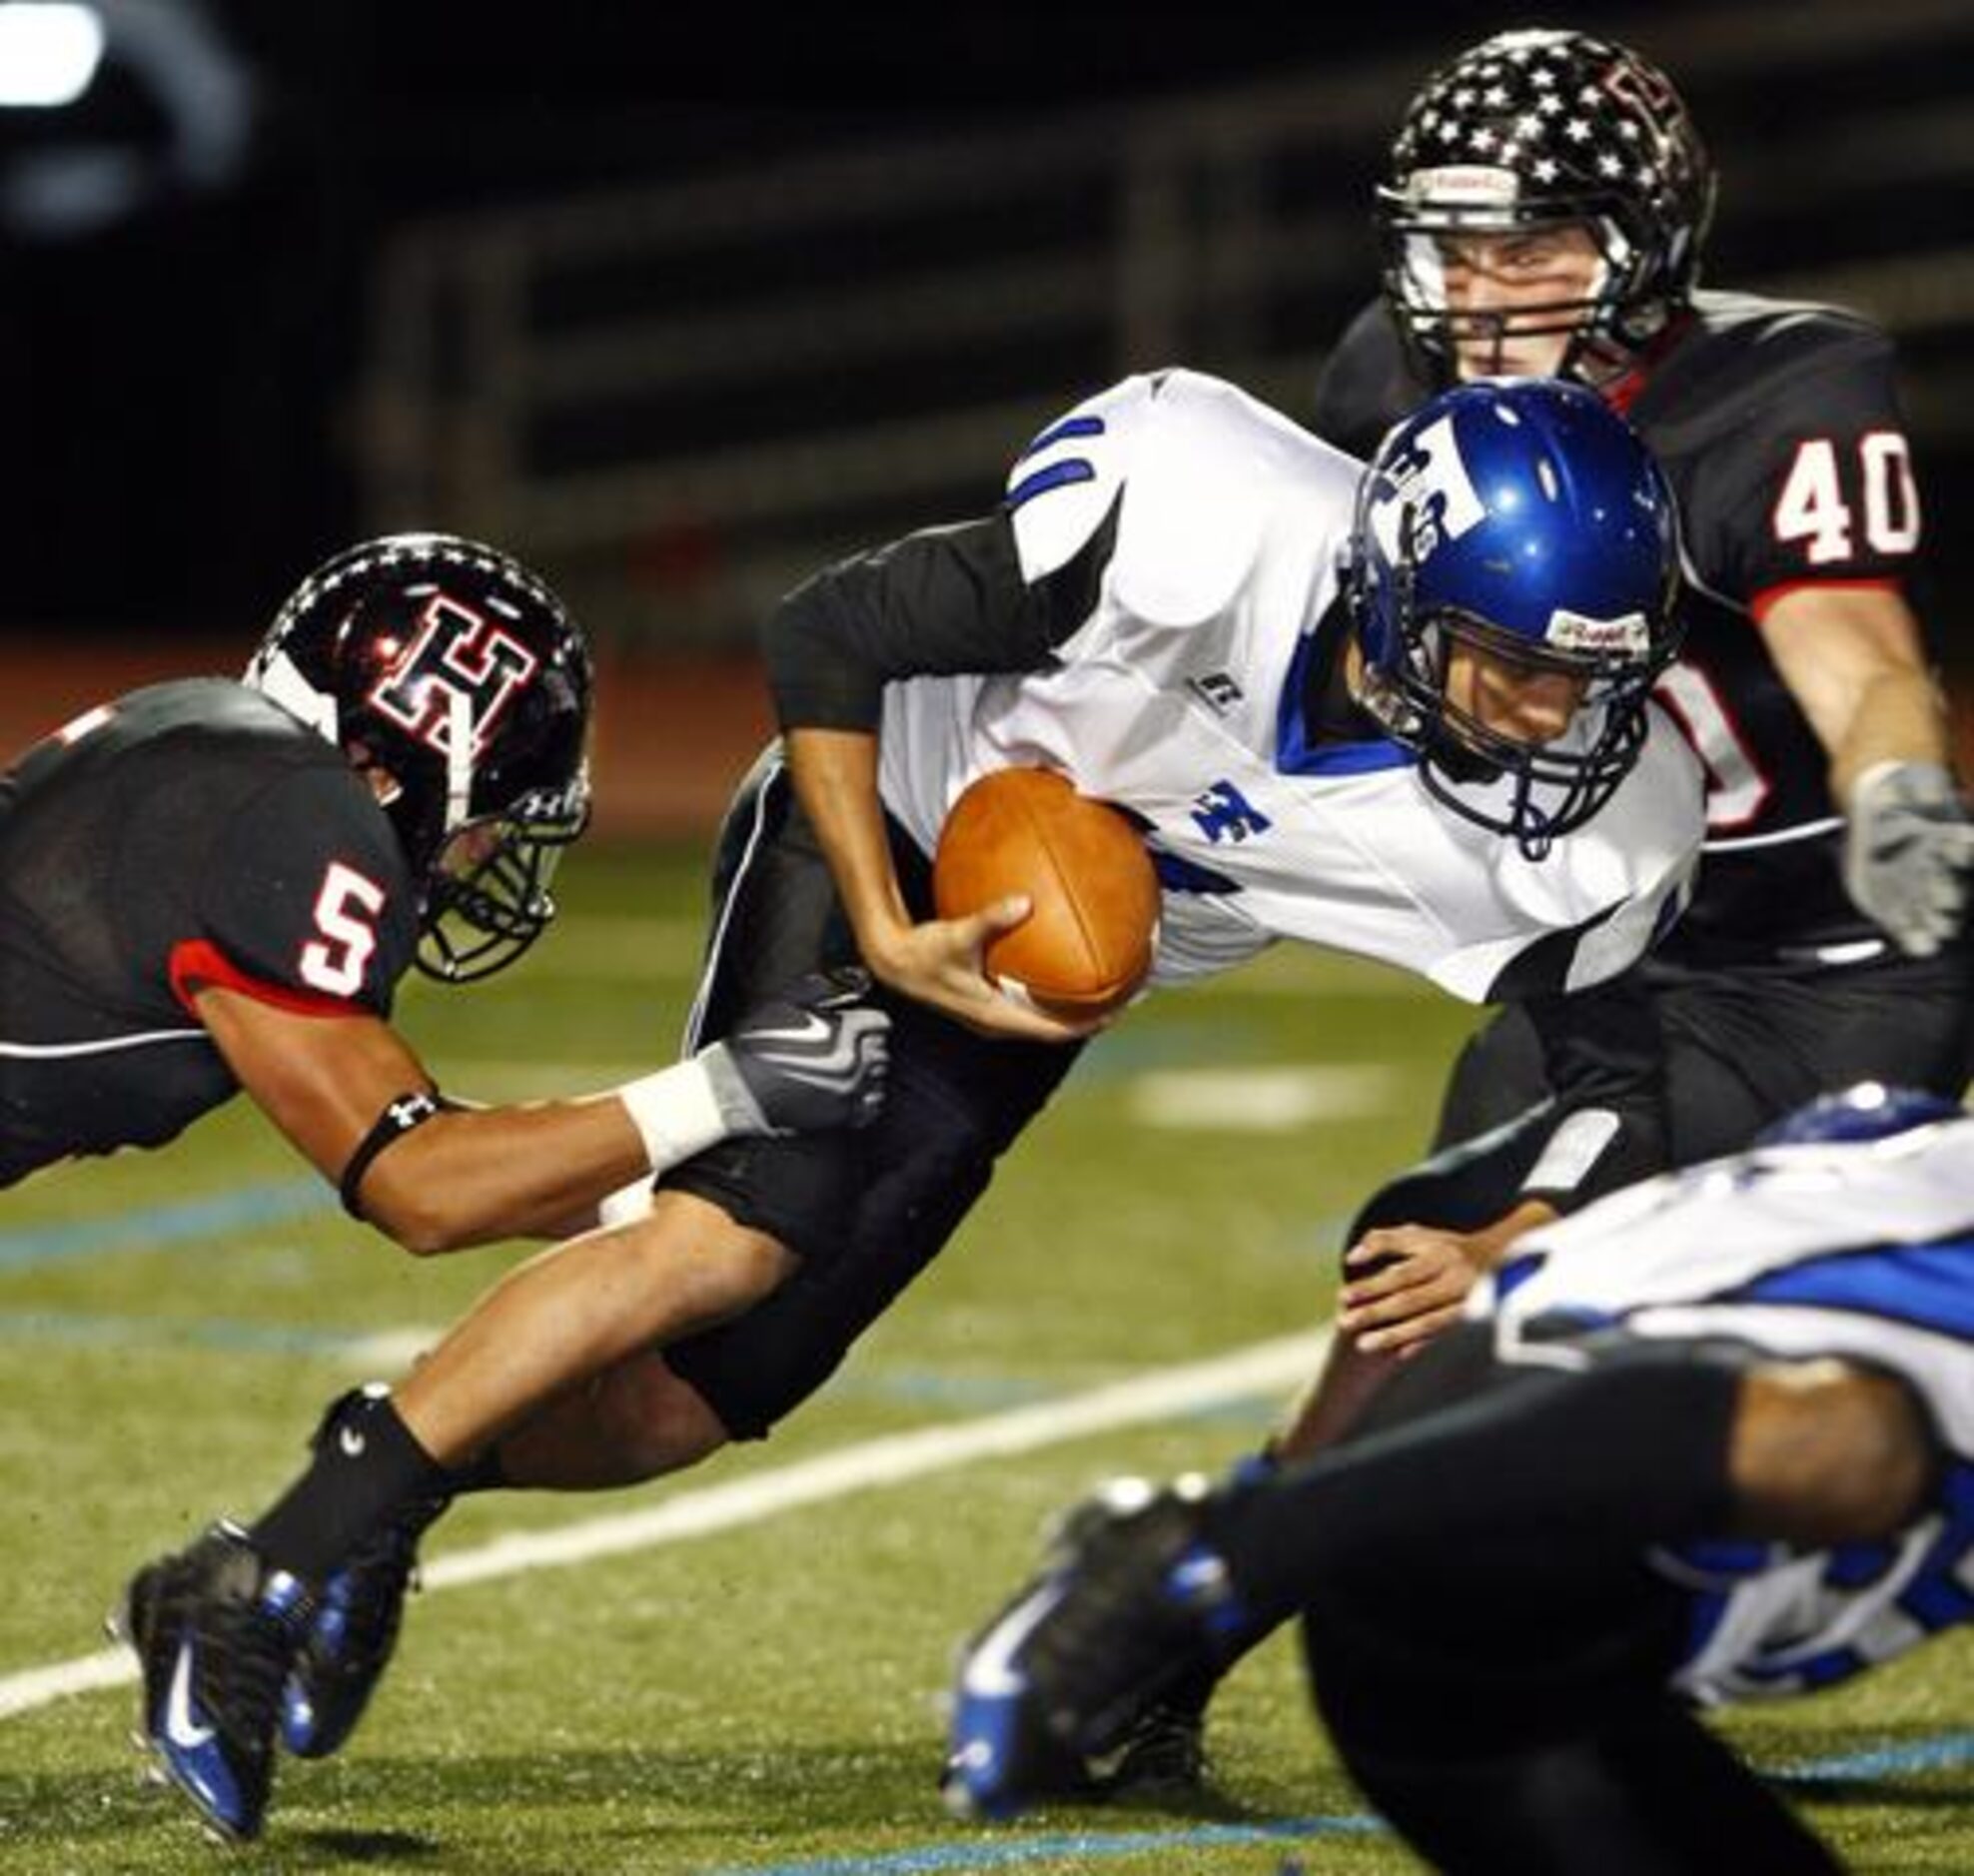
[0,1327,1329,1722]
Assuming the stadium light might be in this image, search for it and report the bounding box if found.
[0,2,105,108]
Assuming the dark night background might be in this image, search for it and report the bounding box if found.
[0,0,1969,646]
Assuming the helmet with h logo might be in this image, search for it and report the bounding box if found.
[245,532,593,982]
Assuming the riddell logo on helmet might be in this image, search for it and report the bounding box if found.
[1546,609,1650,654]
[370,593,540,759]
[1407,166,1519,208]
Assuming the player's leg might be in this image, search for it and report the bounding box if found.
[1324,1686,1845,1876]
[121,746,860,1804]
[1299,1339,1850,1873]
[268,759,1079,1764]
[1100,1036,1558,1794]
[948,1325,1747,1819]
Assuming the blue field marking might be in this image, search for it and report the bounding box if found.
[707,1814,1383,1876]
[0,1178,331,1271]
[1777,1730,1974,1782]
[709,1730,1974,1876]
[0,1308,383,1358]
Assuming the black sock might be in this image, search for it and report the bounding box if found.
[1208,1341,1742,1620]
[251,1388,454,1581]
[444,1445,507,1495]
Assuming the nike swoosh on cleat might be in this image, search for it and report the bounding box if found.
[960,1578,1067,1699]
[165,1642,217,1750]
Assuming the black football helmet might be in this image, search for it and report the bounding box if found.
[245,532,593,983]
[1377,29,1715,385]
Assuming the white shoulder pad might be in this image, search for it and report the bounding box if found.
[1008,370,1353,628]
[1006,374,1161,581]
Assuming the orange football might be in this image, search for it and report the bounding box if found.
[931,767,1160,1021]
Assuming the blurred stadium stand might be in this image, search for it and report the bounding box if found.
[0,0,1969,830]
[349,0,1974,653]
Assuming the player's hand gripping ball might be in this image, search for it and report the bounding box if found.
[932,768,1159,1022]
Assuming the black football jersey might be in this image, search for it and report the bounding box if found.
[0,679,419,1185]
[1314,290,1929,968]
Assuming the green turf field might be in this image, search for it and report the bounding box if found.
[0,842,1967,1873]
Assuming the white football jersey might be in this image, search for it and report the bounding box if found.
[879,371,1702,1002]
[1478,1119,1974,1703]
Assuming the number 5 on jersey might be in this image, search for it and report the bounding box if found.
[301,862,387,997]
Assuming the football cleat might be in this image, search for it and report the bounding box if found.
[942,1476,1247,1822]
[1089,1694,1212,1800]
[278,1387,450,1759]
[116,1521,314,1843]
[280,1496,441,1759]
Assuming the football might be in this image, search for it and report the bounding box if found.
[931,767,1160,1021]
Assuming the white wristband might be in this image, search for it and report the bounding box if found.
[614,1058,728,1174]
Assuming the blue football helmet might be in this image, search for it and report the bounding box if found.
[1343,377,1683,858]
[1755,1082,1964,1149]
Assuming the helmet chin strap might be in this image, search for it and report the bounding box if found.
[444,685,474,840]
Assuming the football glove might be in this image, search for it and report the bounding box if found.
[703,967,891,1135]
[1843,760,1974,958]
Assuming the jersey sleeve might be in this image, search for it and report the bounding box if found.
[1516,974,1669,1208]
[761,515,1075,731]
[1682,317,1923,610]
[1311,301,1425,459]
[186,765,419,1016]
[762,373,1198,731]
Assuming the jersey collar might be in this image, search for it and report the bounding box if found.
[1274,605,1415,776]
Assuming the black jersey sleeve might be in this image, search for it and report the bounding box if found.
[762,506,1117,732]
[1312,301,1429,460]
[1517,972,1668,1208]
[1671,311,1922,608]
[189,764,419,1016]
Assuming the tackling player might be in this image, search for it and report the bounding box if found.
[946,1082,1974,1875]
[1098,34,1974,1792]
[1313,24,1971,1373]
[115,373,1706,1842]
[0,531,891,1248]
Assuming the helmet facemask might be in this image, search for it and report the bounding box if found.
[1381,195,1650,389]
[418,771,592,983]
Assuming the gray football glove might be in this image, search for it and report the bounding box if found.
[1843,760,1974,958]
[702,967,891,1135]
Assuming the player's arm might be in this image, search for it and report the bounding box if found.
[196,967,887,1254]
[1341,969,1667,1355]
[765,511,1108,1042]
[1713,326,1971,954]
[1758,581,1973,956]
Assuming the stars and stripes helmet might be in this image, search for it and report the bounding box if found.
[1343,378,1683,860]
[1378,30,1715,384]
[245,532,593,982]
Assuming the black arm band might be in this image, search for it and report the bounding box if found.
[339,1090,449,1221]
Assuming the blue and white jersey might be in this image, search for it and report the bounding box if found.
[1477,1118,1974,1703]
[877,370,1702,1003]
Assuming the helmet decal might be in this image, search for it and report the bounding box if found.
[368,591,542,767]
